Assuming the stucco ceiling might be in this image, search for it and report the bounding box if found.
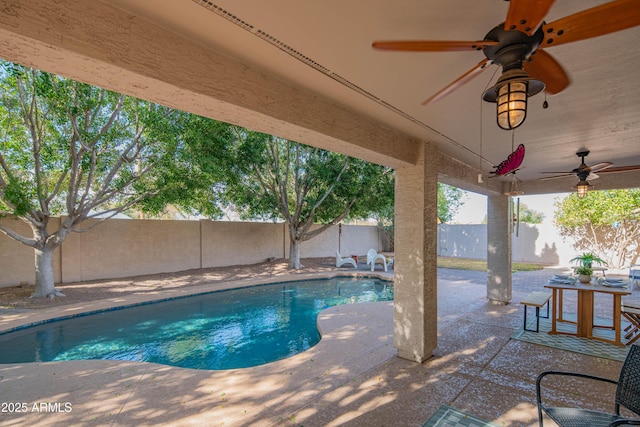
[104,0,640,190]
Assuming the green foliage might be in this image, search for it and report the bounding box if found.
[569,252,608,267]
[138,114,234,219]
[518,202,545,224]
[574,266,593,276]
[437,184,465,223]
[0,60,231,224]
[225,130,393,223]
[1,62,161,219]
[555,189,640,268]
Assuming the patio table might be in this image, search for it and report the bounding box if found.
[544,281,631,346]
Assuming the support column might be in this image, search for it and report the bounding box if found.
[394,141,438,362]
[487,194,512,303]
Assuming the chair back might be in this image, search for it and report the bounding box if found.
[366,249,377,264]
[616,344,640,416]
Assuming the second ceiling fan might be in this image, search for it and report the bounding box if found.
[372,0,640,130]
[540,149,640,197]
[540,150,640,181]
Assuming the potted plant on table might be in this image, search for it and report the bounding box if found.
[570,252,607,284]
[575,266,593,283]
[570,252,608,268]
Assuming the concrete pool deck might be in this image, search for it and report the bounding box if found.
[1,260,638,426]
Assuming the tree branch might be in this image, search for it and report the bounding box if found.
[0,221,37,247]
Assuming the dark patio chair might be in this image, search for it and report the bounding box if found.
[536,344,640,427]
[622,303,640,345]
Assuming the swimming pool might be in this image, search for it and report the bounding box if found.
[0,277,392,370]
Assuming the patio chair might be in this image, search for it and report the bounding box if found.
[622,302,640,345]
[366,249,387,272]
[536,344,640,427]
[335,251,357,269]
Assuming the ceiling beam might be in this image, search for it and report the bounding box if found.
[438,152,503,196]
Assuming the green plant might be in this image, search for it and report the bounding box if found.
[570,252,608,268]
[575,266,593,276]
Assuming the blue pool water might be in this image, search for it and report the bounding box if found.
[0,277,392,370]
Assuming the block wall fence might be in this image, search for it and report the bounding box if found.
[0,218,382,287]
[0,218,579,288]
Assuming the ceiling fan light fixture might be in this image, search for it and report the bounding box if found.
[576,179,590,198]
[497,81,527,130]
[483,68,545,130]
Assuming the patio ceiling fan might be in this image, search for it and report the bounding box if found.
[540,150,640,181]
[372,0,640,130]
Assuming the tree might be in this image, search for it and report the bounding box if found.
[154,115,235,219]
[518,202,545,224]
[554,189,640,269]
[0,61,211,298]
[437,184,465,223]
[224,130,393,269]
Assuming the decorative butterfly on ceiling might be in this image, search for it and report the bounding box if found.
[490,144,525,177]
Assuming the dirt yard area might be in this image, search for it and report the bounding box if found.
[0,257,345,310]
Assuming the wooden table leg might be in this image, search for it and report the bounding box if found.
[577,290,594,338]
[557,289,564,322]
[613,294,623,346]
[549,288,558,335]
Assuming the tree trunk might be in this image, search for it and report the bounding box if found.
[289,238,302,269]
[32,246,65,299]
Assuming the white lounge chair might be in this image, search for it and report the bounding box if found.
[336,251,357,268]
[366,248,387,272]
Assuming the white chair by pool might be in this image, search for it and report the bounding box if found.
[335,251,357,269]
[367,249,387,272]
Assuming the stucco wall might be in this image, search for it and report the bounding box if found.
[512,223,572,266]
[438,223,575,266]
[201,221,284,268]
[437,224,486,259]
[60,219,202,283]
[0,218,382,287]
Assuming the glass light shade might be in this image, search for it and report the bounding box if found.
[497,81,528,130]
[576,180,590,198]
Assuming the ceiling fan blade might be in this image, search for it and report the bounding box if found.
[587,162,613,173]
[541,0,640,48]
[539,173,574,181]
[504,0,556,35]
[599,164,640,173]
[371,40,497,52]
[422,58,491,105]
[540,171,572,174]
[524,50,570,94]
